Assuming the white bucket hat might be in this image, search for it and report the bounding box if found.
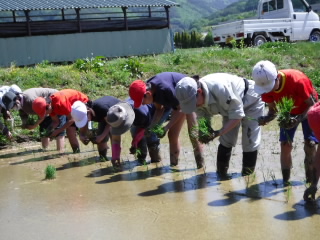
[9,84,22,94]
[175,77,198,114]
[71,101,88,128]
[107,102,135,135]
[252,60,278,94]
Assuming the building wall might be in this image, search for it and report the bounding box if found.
[0,28,173,67]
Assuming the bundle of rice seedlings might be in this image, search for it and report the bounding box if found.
[275,97,296,129]
[45,165,56,180]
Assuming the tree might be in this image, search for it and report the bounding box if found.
[203,32,214,47]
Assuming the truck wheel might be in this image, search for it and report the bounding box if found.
[253,35,267,46]
[309,30,320,42]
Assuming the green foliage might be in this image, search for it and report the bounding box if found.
[37,60,51,68]
[258,41,292,51]
[305,69,320,93]
[203,32,214,47]
[74,56,106,73]
[174,31,203,49]
[45,165,56,179]
[26,115,37,125]
[163,52,184,66]
[121,57,144,78]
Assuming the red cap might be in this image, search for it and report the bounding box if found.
[32,97,47,118]
[308,101,320,140]
[129,80,146,108]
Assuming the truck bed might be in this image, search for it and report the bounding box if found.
[212,18,292,40]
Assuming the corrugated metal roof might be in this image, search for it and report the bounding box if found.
[0,0,179,11]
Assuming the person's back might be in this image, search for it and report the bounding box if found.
[146,72,186,110]
[21,88,57,115]
[90,96,120,122]
[50,89,89,116]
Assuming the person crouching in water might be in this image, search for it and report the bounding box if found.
[70,96,134,168]
[175,74,264,179]
[252,60,318,186]
[32,89,89,153]
[126,98,162,165]
[129,72,204,169]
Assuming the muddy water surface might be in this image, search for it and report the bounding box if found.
[0,125,319,240]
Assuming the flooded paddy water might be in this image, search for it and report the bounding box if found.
[0,119,319,240]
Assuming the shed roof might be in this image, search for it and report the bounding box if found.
[0,0,179,12]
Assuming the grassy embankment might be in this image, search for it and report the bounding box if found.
[0,41,319,144]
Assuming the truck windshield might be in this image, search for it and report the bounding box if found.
[291,0,309,12]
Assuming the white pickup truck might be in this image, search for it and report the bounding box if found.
[212,0,320,46]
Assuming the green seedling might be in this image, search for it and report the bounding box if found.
[268,169,278,187]
[285,184,292,203]
[150,124,165,138]
[190,117,215,144]
[45,165,56,179]
[41,127,53,138]
[275,97,296,128]
[26,115,37,125]
[245,116,258,122]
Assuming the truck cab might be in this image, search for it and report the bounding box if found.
[258,0,320,41]
[212,0,320,46]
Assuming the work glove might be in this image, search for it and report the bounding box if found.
[198,129,219,144]
[257,114,276,126]
[130,128,145,154]
[303,185,318,202]
[279,115,303,130]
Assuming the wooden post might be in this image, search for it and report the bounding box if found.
[24,10,31,36]
[165,6,170,28]
[12,11,16,23]
[76,8,82,32]
[62,9,65,21]
[122,7,128,30]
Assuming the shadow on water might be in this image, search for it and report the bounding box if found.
[138,173,220,196]
[0,148,52,159]
[10,152,64,165]
[92,167,167,183]
[86,159,207,180]
[56,156,101,170]
[274,200,320,221]
[208,180,294,207]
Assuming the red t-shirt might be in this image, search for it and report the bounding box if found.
[50,89,89,116]
[261,69,318,115]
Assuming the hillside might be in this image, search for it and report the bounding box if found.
[170,0,240,31]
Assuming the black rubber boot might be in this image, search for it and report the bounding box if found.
[72,146,80,154]
[216,144,232,180]
[98,149,108,162]
[304,141,316,184]
[282,169,291,186]
[148,144,162,163]
[241,150,258,176]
